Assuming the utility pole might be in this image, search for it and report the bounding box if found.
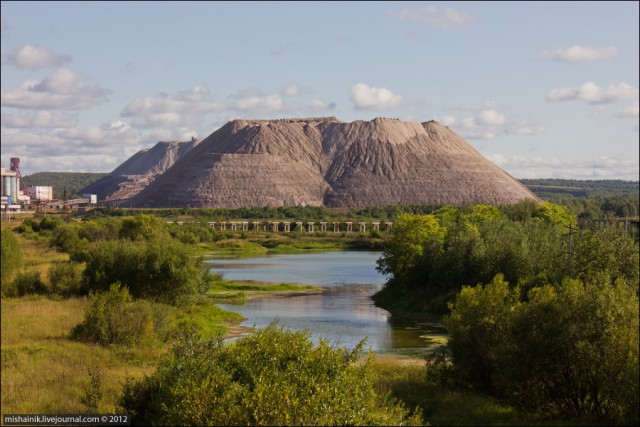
[564,224,578,270]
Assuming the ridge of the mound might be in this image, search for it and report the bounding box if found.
[81,138,200,201]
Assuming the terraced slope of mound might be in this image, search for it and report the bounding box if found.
[81,138,200,201]
[130,117,538,208]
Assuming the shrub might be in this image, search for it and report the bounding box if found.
[81,236,210,305]
[51,223,90,261]
[1,229,23,289]
[118,324,420,426]
[501,277,639,423]
[80,366,103,412]
[71,283,155,346]
[445,275,639,424]
[48,262,85,296]
[11,271,47,296]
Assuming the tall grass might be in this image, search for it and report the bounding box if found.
[1,297,158,413]
[371,359,552,426]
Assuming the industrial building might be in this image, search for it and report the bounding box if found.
[1,158,34,212]
[26,186,54,202]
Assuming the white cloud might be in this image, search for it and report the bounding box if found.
[228,93,285,112]
[546,81,638,104]
[282,83,300,97]
[445,104,543,140]
[7,44,71,69]
[1,119,146,174]
[476,109,506,126]
[504,124,544,136]
[122,84,223,128]
[446,101,500,111]
[616,102,639,118]
[1,154,122,175]
[1,111,78,128]
[390,5,473,30]
[311,98,336,111]
[350,83,403,110]
[1,68,109,110]
[441,115,455,126]
[540,45,618,62]
[487,154,639,180]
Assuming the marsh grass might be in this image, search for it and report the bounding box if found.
[209,281,317,292]
[177,302,245,339]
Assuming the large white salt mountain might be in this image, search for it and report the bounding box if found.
[82,138,200,201]
[128,117,538,208]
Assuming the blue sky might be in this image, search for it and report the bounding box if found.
[1,1,638,179]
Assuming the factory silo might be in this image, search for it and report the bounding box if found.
[2,175,11,198]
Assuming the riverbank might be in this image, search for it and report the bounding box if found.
[208,279,322,303]
[372,283,453,319]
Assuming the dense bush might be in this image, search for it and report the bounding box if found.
[81,236,210,305]
[570,229,639,290]
[1,229,23,289]
[71,283,155,346]
[51,223,90,261]
[9,271,47,297]
[48,261,85,296]
[118,324,420,426]
[445,275,639,424]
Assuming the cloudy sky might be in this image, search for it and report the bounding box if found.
[1,1,638,179]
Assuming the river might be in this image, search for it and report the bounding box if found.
[207,251,447,357]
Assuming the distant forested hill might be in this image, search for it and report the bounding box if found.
[521,179,639,218]
[22,172,107,199]
[521,179,638,197]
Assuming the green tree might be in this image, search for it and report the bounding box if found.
[119,214,167,241]
[570,229,639,289]
[376,213,445,284]
[536,202,575,227]
[444,274,519,390]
